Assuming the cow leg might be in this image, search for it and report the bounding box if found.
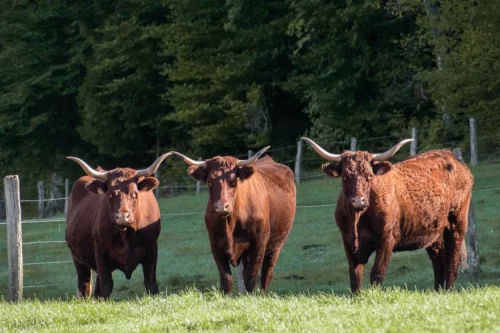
[426,242,445,291]
[211,249,233,295]
[370,237,394,286]
[443,229,466,290]
[95,258,114,299]
[243,234,269,293]
[341,236,364,293]
[260,247,282,292]
[73,259,92,297]
[141,244,159,295]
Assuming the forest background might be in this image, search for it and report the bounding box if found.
[1,0,499,184]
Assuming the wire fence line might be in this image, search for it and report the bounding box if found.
[2,118,500,298]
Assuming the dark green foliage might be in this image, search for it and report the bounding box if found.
[0,0,499,183]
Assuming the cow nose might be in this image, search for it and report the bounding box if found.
[115,212,131,225]
[214,201,231,215]
[350,196,368,211]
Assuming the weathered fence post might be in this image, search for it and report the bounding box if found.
[350,137,357,151]
[453,148,480,275]
[196,157,202,195]
[469,118,478,166]
[248,150,254,159]
[4,175,23,301]
[410,127,419,156]
[37,181,44,218]
[0,186,5,221]
[64,178,69,216]
[294,141,303,184]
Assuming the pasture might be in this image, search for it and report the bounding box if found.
[1,163,500,331]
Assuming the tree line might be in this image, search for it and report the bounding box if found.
[1,0,499,184]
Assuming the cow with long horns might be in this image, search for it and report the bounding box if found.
[170,147,296,294]
[65,154,171,299]
[302,137,473,292]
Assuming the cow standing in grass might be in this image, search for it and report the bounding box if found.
[66,154,171,299]
[302,137,474,292]
[171,147,296,294]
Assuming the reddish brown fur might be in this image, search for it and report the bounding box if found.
[66,168,161,299]
[322,149,473,292]
[188,155,296,294]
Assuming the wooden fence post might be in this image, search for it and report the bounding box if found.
[64,178,69,216]
[410,127,419,156]
[37,181,44,218]
[196,157,202,195]
[453,148,480,275]
[350,137,357,151]
[248,150,254,159]
[294,141,303,184]
[154,136,160,197]
[0,186,5,221]
[469,118,478,166]
[4,175,23,301]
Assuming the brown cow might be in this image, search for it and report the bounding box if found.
[170,147,296,294]
[65,153,171,299]
[302,137,474,292]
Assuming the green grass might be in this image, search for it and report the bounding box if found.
[1,287,500,332]
[0,164,500,331]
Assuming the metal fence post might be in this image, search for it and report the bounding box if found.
[64,178,69,216]
[469,118,478,166]
[350,137,357,151]
[294,141,303,184]
[410,127,419,156]
[196,157,202,195]
[37,180,44,218]
[4,175,23,301]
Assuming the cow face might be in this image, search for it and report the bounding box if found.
[322,153,392,212]
[170,147,269,218]
[188,157,254,217]
[85,169,159,228]
[67,154,171,229]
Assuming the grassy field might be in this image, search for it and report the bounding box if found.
[1,287,500,332]
[0,163,500,331]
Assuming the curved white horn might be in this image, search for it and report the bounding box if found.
[136,152,173,177]
[170,151,207,167]
[237,146,271,166]
[372,139,413,161]
[67,157,108,179]
[301,137,342,162]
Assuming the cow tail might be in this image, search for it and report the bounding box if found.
[458,239,468,272]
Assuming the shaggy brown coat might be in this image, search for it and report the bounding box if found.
[66,169,161,299]
[322,149,474,292]
[188,155,296,294]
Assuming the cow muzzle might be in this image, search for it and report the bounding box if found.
[350,196,368,211]
[115,212,132,226]
[214,201,232,216]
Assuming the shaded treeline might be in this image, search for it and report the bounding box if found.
[1,0,499,183]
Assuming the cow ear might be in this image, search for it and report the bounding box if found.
[85,180,107,195]
[188,165,208,183]
[238,166,255,181]
[322,162,342,177]
[137,176,159,192]
[372,161,393,175]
